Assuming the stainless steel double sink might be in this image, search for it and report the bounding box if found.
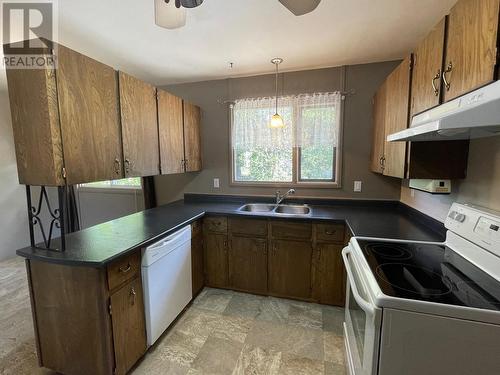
[238,203,311,216]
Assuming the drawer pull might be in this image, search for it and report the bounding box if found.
[119,264,131,273]
[325,230,336,235]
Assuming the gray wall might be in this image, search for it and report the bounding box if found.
[155,62,402,204]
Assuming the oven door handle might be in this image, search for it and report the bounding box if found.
[342,247,375,315]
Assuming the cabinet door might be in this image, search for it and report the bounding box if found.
[370,81,386,174]
[204,233,229,288]
[5,65,65,186]
[316,243,345,306]
[410,18,446,117]
[192,232,204,297]
[183,101,202,172]
[158,90,185,174]
[118,72,159,177]
[444,0,500,102]
[383,56,411,178]
[110,277,147,375]
[229,236,268,294]
[56,45,123,184]
[269,239,313,300]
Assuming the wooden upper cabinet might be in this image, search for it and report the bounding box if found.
[370,81,387,174]
[158,90,184,174]
[411,18,446,117]
[383,56,412,178]
[56,45,123,184]
[118,72,159,177]
[443,0,500,102]
[5,65,65,186]
[183,101,202,172]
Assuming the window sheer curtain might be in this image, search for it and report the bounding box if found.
[232,92,341,149]
[231,92,341,183]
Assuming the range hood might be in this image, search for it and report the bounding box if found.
[388,80,500,142]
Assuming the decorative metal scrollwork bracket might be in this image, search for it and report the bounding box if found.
[26,185,66,252]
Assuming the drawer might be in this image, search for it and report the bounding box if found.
[203,216,228,234]
[229,217,268,237]
[191,220,202,238]
[107,251,141,291]
[271,220,312,240]
[315,223,345,243]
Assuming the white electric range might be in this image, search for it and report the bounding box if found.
[342,202,500,375]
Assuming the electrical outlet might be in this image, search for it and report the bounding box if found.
[213,178,220,188]
[354,181,362,192]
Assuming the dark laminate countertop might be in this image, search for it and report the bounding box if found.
[16,196,446,267]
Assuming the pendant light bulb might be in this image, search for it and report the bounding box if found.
[270,57,284,128]
[270,113,285,128]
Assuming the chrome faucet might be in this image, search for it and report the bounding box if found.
[275,189,296,206]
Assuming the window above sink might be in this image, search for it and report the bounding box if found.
[230,92,343,188]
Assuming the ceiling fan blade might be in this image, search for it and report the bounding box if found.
[155,0,186,29]
[180,0,203,8]
[278,0,321,16]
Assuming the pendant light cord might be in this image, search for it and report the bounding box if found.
[275,62,279,114]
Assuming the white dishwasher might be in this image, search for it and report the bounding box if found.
[141,226,192,346]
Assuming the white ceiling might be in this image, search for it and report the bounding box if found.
[56,0,458,85]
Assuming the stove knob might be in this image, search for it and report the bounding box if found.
[455,213,466,223]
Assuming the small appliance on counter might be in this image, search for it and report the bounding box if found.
[342,202,500,375]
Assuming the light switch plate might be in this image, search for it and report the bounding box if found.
[213,178,220,188]
[354,181,362,192]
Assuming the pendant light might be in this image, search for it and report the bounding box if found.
[270,57,285,128]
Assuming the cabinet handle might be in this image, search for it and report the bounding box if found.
[130,287,136,305]
[119,263,131,273]
[184,159,189,169]
[325,230,336,235]
[114,158,121,175]
[379,156,386,170]
[442,62,452,91]
[431,70,441,96]
[124,158,131,174]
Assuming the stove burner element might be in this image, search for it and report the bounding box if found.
[366,243,413,260]
[376,263,453,297]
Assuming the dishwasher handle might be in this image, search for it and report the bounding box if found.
[146,226,190,252]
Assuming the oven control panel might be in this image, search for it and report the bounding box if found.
[446,203,500,256]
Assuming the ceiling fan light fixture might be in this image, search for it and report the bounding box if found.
[155,0,186,29]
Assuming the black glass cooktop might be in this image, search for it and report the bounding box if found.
[357,240,500,311]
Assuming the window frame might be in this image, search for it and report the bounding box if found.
[229,93,344,189]
[78,177,143,192]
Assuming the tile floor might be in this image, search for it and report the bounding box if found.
[0,257,347,374]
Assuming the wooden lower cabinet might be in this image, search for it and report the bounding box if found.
[204,233,229,288]
[315,243,346,306]
[110,277,147,375]
[26,252,147,375]
[192,231,204,297]
[229,235,268,294]
[268,239,313,300]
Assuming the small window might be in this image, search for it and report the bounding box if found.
[80,177,142,189]
[231,92,342,186]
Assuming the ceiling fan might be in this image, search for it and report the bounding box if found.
[155,0,322,29]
